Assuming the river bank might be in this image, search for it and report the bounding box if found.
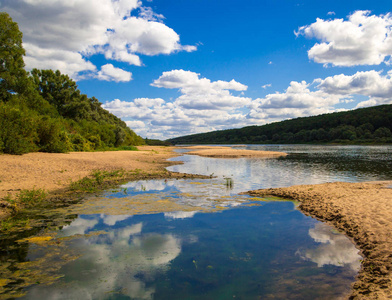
[0,146,207,219]
[1,146,392,298]
[0,146,177,199]
[0,145,287,202]
[246,181,392,299]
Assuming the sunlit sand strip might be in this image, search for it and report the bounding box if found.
[245,181,392,299]
[184,146,288,158]
[178,145,230,150]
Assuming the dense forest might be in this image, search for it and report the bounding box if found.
[0,12,144,155]
[168,105,392,145]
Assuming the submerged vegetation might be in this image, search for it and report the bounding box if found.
[0,12,144,155]
[0,169,153,217]
[0,167,209,221]
[224,177,234,189]
[168,104,392,145]
[1,188,47,215]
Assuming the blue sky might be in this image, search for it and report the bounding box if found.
[2,0,392,139]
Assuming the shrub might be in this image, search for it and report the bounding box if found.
[87,135,102,150]
[374,127,392,139]
[37,117,73,153]
[71,133,92,151]
[0,102,38,154]
[18,188,47,207]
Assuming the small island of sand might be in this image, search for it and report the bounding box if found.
[182,145,288,158]
[245,181,392,299]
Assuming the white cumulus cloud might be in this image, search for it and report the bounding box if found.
[105,69,392,139]
[317,70,392,108]
[152,70,250,110]
[248,80,342,121]
[296,10,392,66]
[102,70,253,138]
[97,64,133,82]
[0,0,196,79]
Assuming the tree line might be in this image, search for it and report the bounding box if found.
[0,12,144,155]
[168,105,392,145]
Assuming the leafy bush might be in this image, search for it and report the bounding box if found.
[37,117,73,153]
[115,145,138,151]
[87,135,102,150]
[374,127,392,138]
[0,102,39,154]
[18,188,47,207]
[71,133,92,152]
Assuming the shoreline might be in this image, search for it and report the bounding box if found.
[0,146,209,219]
[0,146,179,199]
[245,181,392,299]
[1,146,392,298]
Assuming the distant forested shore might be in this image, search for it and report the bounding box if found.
[168,104,392,145]
[0,12,144,155]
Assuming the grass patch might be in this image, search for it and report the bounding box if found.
[1,188,47,213]
[109,145,138,151]
[69,169,127,193]
[0,168,209,226]
[18,189,47,207]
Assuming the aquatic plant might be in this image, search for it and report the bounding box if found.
[17,188,47,207]
[1,188,47,215]
[224,177,234,189]
[69,169,127,193]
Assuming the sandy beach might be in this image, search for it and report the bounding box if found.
[0,146,180,200]
[246,181,392,299]
[1,146,392,298]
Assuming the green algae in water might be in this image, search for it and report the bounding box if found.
[0,179,361,299]
[14,211,360,298]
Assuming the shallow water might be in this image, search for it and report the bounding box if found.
[2,145,392,299]
[168,144,392,192]
[20,202,359,300]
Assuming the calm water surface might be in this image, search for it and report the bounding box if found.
[168,145,392,192]
[2,145,391,299]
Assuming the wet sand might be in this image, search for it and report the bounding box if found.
[182,146,288,158]
[246,181,392,299]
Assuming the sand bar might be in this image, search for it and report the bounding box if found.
[0,146,181,200]
[246,181,392,299]
[181,146,288,158]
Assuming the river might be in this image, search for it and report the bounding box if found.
[1,145,391,299]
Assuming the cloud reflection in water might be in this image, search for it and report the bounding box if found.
[298,223,361,272]
[24,221,182,299]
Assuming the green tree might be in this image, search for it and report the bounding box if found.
[0,12,26,100]
[0,102,38,154]
[0,14,144,154]
[36,117,73,153]
[374,127,392,138]
[30,69,83,117]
